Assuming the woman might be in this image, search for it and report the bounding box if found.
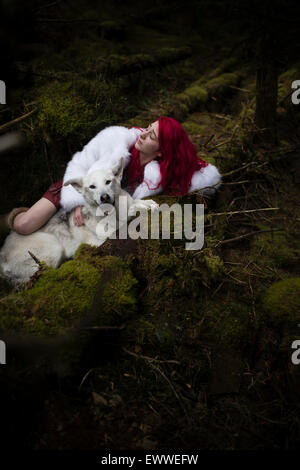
[0,116,221,234]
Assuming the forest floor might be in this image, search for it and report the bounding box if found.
[0,0,300,451]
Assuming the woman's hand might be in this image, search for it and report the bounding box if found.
[73,205,85,226]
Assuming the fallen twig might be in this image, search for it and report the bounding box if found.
[82,325,125,331]
[229,85,251,92]
[221,180,251,185]
[0,109,37,133]
[36,18,100,23]
[28,251,44,269]
[123,347,181,365]
[209,207,279,217]
[221,161,268,178]
[188,180,221,196]
[207,124,239,152]
[203,134,215,148]
[216,228,284,246]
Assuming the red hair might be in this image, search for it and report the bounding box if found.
[127,117,208,195]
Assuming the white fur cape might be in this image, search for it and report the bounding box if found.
[60,125,222,212]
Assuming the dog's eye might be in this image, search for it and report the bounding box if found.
[105,180,111,185]
[89,185,96,189]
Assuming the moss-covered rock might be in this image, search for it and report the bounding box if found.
[0,246,139,374]
[205,72,240,95]
[104,47,192,76]
[37,82,93,137]
[172,71,240,119]
[0,246,138,336]
[157,47,192,64]
[204,253,224,281]
[263,277,300,326]
[250,226,298,269]
[207,57,240,80]
[176,85,208,113]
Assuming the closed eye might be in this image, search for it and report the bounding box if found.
[89,185,96,189]
[147,123,157,141]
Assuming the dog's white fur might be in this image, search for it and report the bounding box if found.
[0,160,158,286]
[60,125,222,212]
[60,126,141,212]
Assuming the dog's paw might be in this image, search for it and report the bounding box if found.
[128,199,159,217]
[128,204,141,217]
[142,199,159,211]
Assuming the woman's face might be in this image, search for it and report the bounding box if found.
[135,121,162,166]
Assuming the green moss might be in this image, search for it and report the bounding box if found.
[156,46,192,64]
[108,53,156,75]
[250,226,297,268]
[206,72,239,95]
[173,71,239,117]
[204,254,224,281]
[122,117,146,128]
[105,47,191,77]
[0,250,138,336]
[0,247,139,375]
[204,300,250,350]
[94,258,138,325]
[182,121,206,135]
[176,85,208,110]
[37,82,93,137]
[207,57,240,79]
[177,103,189,119]
[263,278,300,325]
[203,156,216,165]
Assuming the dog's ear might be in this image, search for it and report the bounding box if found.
[111,158,124,179]
[64,178,83,194]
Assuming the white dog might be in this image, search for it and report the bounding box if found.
[0,159,158,286]
[60,125,222,212]
[60,126,142,212]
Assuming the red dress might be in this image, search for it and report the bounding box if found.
[42,127,145,210]
[41,165,138,210]
[42,179,63,209]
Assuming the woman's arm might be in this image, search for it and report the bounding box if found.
[60,152,87,212]
[60,126,142,212]
[189,164,222,195]
[132,160,163,199]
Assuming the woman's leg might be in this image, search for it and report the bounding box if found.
[13,197,57,235]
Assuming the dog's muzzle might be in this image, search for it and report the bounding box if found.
[100,193,111,203]
[98,194,115,216]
